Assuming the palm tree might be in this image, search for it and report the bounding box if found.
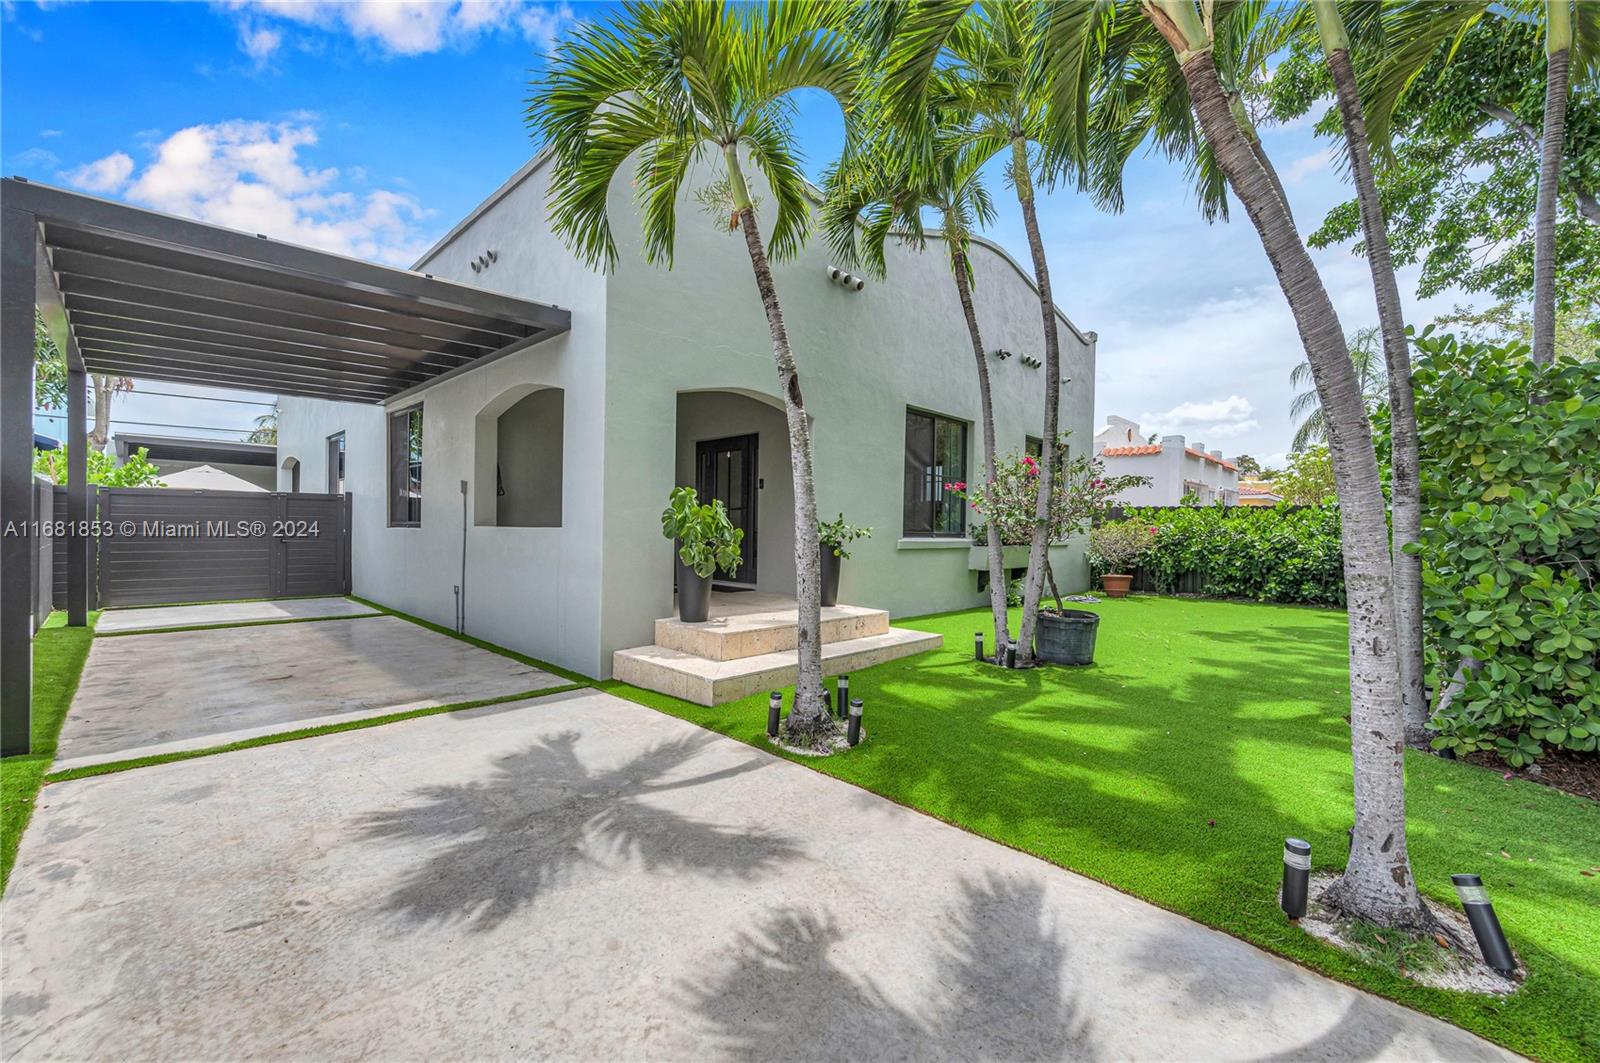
[821,101,1011,660]
[1288,326,1385,453]
[870,1,1102,666]
[1300,1,1428,746]
[527,1,857,735]
[1120,0,1431,931]
[1363,0,1600,365]
[248,405,278,445]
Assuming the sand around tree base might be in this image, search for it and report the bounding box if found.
[1294,872,1522,995]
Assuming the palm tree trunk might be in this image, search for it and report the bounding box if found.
[1167,42,1430,930]
[1011,137,1063,666]
[1533,28,1570,366]
[725,147,828,732]
[1322,34,1429,749]
[951,245,1010,658]
[89,376,114,449]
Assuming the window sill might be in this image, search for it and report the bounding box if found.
[896,537,971,550]
[388,523,421,529]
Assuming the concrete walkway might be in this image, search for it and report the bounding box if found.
[3,689,1511,1061]
[94,595,378,634]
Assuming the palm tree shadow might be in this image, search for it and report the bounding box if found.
[355,729,802,931]
[683,871,1097,1061]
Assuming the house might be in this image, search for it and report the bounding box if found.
[274,153,1097,685]
[1237,480,1283,506]
[1092,416,1240,506]
[114,433,277,491]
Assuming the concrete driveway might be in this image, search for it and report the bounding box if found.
[3,688,1510,1061]
[56,603,566,771]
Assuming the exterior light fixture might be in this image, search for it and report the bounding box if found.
[1452,874,1516,976]
[847,698,863,746]
[975,631,985,661]
[768,691,782,738]
[1281,838,1311,919]
[1005,641,1017,669]
[991,348,1012,360]
[836,674,850,719]
[824,266,865,291]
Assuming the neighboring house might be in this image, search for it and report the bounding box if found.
[113,434,277,491]
[1092,416,1240,506]
[1237,480,1283,507]
[275,153,1097,680]
[156,465,268,492]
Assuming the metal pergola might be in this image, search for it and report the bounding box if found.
[1,178,571,754]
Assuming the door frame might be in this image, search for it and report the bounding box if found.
[695,432,758,587]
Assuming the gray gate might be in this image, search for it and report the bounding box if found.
[55,488,351,609]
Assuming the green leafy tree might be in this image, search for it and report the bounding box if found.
[33,309,66,412]
[528,0,857,735]
[1275,444,1337,505]
[1289,327,1387,453]
[248,406,278,445]
[33,445,163,488]
[1233,453,1262,478]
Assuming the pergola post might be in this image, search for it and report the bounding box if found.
[1,204,36,755]
[67,365,88,626]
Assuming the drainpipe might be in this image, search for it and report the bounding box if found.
[458,478,468,634]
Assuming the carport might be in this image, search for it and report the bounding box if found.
[0,178,571,755]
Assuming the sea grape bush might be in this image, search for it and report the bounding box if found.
[1114,504,1346,606]
[1409,334,1600,766]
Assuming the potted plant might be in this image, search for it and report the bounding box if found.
[1088,520,1159,599]
[661,485,744,622]
[955,445,1147,665]
[818,514,871,606]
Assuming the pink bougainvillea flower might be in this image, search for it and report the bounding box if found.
[949,481,966,491]
[1149,525,1159,534]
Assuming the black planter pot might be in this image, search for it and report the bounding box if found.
[819,545,842,607]
[1036,609,1099,665]
[677,559,713,622]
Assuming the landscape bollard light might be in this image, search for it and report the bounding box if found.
[975,631,984,661]
[767,691,782,739]
[1281,838,1311,919]
[837,675,850,718]
[847,699,863,746]
[1005,641,1017,669]
[1452,874,1517,977]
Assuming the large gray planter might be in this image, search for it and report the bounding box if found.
[819,545,842,607]
[676,558,712,622]
[1036,609,1099,665]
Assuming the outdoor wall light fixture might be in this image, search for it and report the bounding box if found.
[1020,355,1042,369]
[768,691,783,738]
[1005,641,1018,669]
[991,347,1013,360]
[825,266,865,291]
[847,699,864,746]
[1452,874,1517,977]
[837,674,850,719]
[1281,838,1311,919]
[469,249,499,274]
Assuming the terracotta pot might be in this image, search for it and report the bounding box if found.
[1101,573,1133,599]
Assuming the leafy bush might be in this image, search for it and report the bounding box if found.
[1410,334,1600,765]
[33,445,164,488]
[956,442,1146,546]
[1088,520,1158,572]
[660,486,743,579]
[1115,505,1346,606]
[818,513,872,559]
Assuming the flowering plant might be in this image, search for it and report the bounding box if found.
[1087,520,1160,573]
[952,442,1148,548]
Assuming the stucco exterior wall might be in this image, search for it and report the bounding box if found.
[278,153,1097,678]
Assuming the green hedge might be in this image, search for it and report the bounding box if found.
[1411,334,1600,766]
[1113,505,1346,606]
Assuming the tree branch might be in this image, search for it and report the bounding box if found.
[1479,100,1600,224]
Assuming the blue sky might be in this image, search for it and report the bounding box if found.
[4,0,1474,470]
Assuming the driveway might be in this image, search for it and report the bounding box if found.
[3,685,1511,1061]
[56,602,567,771]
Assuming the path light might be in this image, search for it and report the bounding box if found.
[1281,838,1311,920]
[847,698,863,747]
[836,674,850,718]
[768,691,782,739]
[1452,874,1516,977]
[1005,642,1017,669]
[975,631,985,661]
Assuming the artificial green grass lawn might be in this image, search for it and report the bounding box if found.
[604,596,1600,1062]
[1,611,97,893]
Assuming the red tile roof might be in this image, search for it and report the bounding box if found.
[1100,444,1162,457]
[1239,482,1280,497]
[1185,447,1238,471]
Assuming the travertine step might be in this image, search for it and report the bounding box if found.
[613,627,943,706]
[655,600,890,661]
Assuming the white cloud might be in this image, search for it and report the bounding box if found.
[217,0,576,59]
[237,19,282,64]
[1285,147,1337,185]
[64,151,134,193]
[98,120,431,266]
[13,146,59,170]
[39,128,62,138]
[1139,396,1260,443]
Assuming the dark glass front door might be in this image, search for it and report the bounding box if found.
[695,433,757,585]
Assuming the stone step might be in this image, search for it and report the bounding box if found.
[655,601,891,662]
[613,628,943,707]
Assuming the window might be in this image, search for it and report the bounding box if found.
[1026,435,1068,478]
[903,408,968,537]
[326,432,346,495]
[388,406,423,526]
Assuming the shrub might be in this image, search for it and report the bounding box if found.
[818,513,872,559]
[955,442,1146,547]
[1410,333,1600,766]
[1087,520,1158,573]
[1115,504,1346,606]
[660,486,743,579]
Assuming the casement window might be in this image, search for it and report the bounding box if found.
[903,408,968,537]
[326,431,346,495]
[388,406,423,526]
